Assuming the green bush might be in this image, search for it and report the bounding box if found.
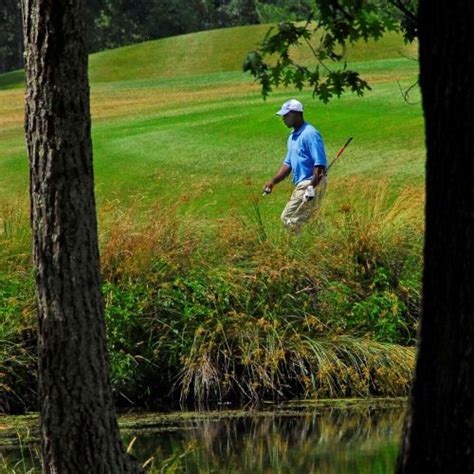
[318,267,419,345]
[103,281,159,404]
[348,268,416,344]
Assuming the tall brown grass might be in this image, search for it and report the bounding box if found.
[0,202,31,271]
[0,180,423,409]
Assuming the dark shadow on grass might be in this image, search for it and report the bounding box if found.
[0,70,25,90]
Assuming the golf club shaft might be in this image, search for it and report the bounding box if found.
[327,136,353,172]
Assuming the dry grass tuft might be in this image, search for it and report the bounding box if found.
[177,313,415,405]
[99,200,201,281]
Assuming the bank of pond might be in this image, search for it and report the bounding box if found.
[1,187,420,414]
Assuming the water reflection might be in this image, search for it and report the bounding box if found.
[127,407,404,473]
[1,406,404,473]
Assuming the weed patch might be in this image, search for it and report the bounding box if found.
[0,184,421,411]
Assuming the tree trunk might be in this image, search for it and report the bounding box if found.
[22,1,144,472]
[15,0,24,70]
[397,2,474,472]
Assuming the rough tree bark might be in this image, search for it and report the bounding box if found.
[397,2,474,472]
[21,0,144,472]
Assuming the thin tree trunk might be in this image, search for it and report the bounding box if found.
[16,0,23,70]
[21,0,144,471]
[397,1,474,472]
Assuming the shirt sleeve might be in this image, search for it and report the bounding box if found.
[283,136,292,168]
[305,129,327,168]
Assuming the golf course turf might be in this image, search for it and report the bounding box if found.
[0,25,422,213]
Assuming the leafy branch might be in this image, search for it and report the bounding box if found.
[243,0,418,102]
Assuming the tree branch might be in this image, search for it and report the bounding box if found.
[387,0,418,24]
[329,0,355,22]
[397,78,420,104]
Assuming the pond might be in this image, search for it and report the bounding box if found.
[1,398,406,473]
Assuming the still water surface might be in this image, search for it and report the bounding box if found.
[1,401,405,473]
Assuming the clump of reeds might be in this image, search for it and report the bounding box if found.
[176,312,415,405]
[314,179,424,280]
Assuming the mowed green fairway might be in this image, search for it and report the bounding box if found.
[0,25,423,221]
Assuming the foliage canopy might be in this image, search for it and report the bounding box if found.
[244,0,418,101]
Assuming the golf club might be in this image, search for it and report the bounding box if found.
[326,136,353,173]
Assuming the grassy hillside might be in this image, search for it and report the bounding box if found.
[0,25,417,88]
[87,25,417,83]
[0,25,421,215]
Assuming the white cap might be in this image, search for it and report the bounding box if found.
[275,99,304,116]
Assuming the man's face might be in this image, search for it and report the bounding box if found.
[282,111,299,128]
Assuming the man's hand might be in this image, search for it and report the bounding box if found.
[263,164,291,195]
[262,181,274,195]
[303,185,315,201]
[310,165,326,187]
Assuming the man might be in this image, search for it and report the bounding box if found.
[263,99,327,232]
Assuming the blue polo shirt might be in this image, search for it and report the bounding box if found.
[283,122,327,185]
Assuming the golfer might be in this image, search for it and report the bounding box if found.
[263,99,327,232]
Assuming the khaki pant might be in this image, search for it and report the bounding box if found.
[281,177,327,232]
